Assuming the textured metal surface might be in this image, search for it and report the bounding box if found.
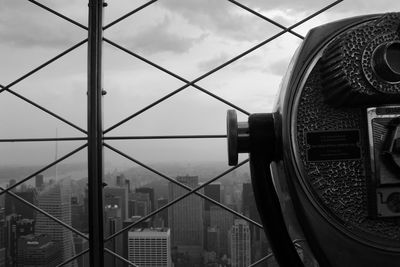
[296,63,400,246]
[320,13,400,106]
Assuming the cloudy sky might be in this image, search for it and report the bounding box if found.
[1,0,400,168]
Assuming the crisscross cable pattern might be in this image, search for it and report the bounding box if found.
[0,0,344,266]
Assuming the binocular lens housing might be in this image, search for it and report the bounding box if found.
[372,41,400,83]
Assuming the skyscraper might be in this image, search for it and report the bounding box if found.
[35,174,44,189]
[229,219,251,267]
[5,189,37,220]
[4,215,35,266]
[104,187,129,220]
[122,216,152,265]
[204,183,221,212]
[210,206,233,257]
[135,187,155,212]
[116,175,124,187]
[73,235,89,267]
[16,234,62,266]
[131,192,151,218]
[128,228,171,267]
[242,182,267,264]
[204,183,221,254]
[157,198,168,227]
[7,180,16,192]
[124,179,131,193]
[71,196,87,233]
[168,176,204,263]
[127,199,135,218]
[0,248,5,267]
[104,201,123,267]
[206,226,220,255]
[0,208,5,249]
[242,183,260,223]
[35,179,77,267]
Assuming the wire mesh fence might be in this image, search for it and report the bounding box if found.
[0,0,348,266]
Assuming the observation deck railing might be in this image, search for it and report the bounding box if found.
[0,0,343,266]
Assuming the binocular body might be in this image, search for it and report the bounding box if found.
[275,13,400,266]
[228,12,400,267]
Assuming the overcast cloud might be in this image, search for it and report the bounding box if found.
[121,16,208,54]
[0,1,85,48]
[159,0,282,42]
[2,0,400,166]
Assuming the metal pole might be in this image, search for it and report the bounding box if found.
[88,0,104,266]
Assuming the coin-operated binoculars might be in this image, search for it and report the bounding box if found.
[227,13,400,267]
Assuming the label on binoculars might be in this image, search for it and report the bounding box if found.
[306,130,361,161]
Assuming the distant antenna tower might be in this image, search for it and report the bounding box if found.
[55,128,58,180]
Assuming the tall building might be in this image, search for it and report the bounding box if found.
[7,180,16,192]
[168,176,204,263]
[210,206,233,257]
[116,174,126,188]
[82,188,89,233]
[35,179,77,267]
[229,219,251,267]
[204,183,221,253]
[122,216,152,265]
[71,197,87,233]
[131,192,151,218]
[73,235,89,267]
[251,228,269,267]
[124,179,131,193]
[5,189,37,219]
[204,183,221,212]
[16,234,62,267]
[157,198,168,227]
[128,228,171,267]
[223,183,241,211]
[0,209,4,267]
[4,215,35,266]
[242,182,268,264]
[206,226,220,255]
[242,183,260,223]
[104,187,129,220]
[135,187,155,212]
[128,200,135,218]
[104,202,123,267]
[0,208,5,249]
[0,248,5,267]
[35,174,44,189]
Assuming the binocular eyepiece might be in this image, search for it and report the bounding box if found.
[227,13,400,267]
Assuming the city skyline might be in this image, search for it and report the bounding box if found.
[2,1,400,266]
[0,168,274,266]
[1,1,400,166]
